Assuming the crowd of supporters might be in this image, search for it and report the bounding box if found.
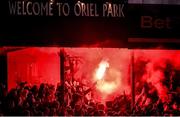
[0,80,179,116]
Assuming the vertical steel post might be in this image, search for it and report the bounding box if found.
[59,49,65,115]
[131,50,135,111]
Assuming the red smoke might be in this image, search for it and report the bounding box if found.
[8,47,60,91]
[65,48,131,101]
[8,47,131,102]
[134,50,180,102]
[8,47,180,103]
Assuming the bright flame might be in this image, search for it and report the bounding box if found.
[95,67,122,94]
[94,60,122,96]
[95,60,109,80]
[97,82,116,94]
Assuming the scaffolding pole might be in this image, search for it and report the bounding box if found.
[131,50,135,111]
[59,49,65,115]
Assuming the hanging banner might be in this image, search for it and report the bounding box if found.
[0,0,128,47]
